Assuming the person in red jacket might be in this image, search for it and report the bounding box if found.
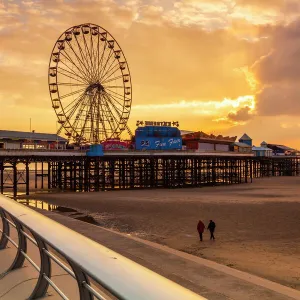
[197,220,205,241]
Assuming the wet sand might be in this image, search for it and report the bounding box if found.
[31,177,300,290]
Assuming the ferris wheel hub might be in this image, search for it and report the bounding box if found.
[86,83,104,95]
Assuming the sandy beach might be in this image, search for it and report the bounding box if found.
[30,177,300,290]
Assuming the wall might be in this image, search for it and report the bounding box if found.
[199,142,214,151]
[4,142,21,149]
[215,144,229,152]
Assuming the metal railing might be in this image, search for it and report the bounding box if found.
[0,194,204,300]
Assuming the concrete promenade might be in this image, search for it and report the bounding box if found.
[1,209,300,299]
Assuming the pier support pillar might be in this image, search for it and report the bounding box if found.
[26,162,30,196]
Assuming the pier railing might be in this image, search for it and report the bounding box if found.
[0,194,204,300]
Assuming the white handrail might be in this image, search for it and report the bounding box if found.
[0,195,205,300]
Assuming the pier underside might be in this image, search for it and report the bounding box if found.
[0,156,299,196]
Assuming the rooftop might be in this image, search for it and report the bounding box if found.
[239,133,252,141]
[182,131,237,142]
[252,146,272,151]
[0,130,67,142]
[267,144,294,151]
[234,142,252,148]
[180,130,195,136]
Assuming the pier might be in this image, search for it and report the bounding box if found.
[0,151,299,196]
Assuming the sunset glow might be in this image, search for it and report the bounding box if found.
[1,0,300,147]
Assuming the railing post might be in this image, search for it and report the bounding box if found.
[0,209,9,250]
[7,214,27,272]
[29,231,51,299]
[13,163,18,198]
[26,162,30,196]
[68,259,93,300]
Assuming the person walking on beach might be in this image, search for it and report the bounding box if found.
[197,220,205,241]
[207,220,216,240]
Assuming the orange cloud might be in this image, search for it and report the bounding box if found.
[0,0,300,147]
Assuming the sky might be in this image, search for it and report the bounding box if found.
[1,0,300,147]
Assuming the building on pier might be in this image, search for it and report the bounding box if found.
[135,126,182,150]
[252,141,273,157]
[267,143,294,156]
[0,130,67,150]
[232,134,253,153]
[182,131,236,152]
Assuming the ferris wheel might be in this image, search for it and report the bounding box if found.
[48,23,132,144]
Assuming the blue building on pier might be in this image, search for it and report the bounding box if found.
[135,126,182,150]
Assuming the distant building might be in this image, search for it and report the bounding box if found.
[0,130,67,150]
[135,126,182,150]
[232,142,252,153]
[267,143,294,156]
[252,141,273,157]
[238,133,252,146]
[180,130,194,136]
[182,131,236,152]
[232,134,253,153]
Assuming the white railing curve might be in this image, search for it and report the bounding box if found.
[0,195,204,300]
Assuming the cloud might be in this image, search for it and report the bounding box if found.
[252,18,300,116]
[227,106,252,121]
[1,0,300,147]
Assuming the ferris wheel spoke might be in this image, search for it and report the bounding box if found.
[56,93,84,117]
[102,95,125,136]
[80,96,93,141]
[73,34,93,80]
[103,93,124,115]
[57,82,87,87]
[62,96,86,132]
[99,47,114,79]
[103,86,124,89]
[57,67,87,84]
[97,38,108,81]
[59,87,86,100]
[56,123,65,135]
[100,94,117,128]
[92,94,101,142]
[101,75,123,84]
[79,95,96,141]
[90,31,97,82]
[104,95,124,110]
[97,94,108,139]
[71,95,89,137]
[96,30,101,83]
[64,93,86,115]
[100,94,119,132]
[90,32,100,83]
[104,90,126,106]
[99,56,118,82]
[100,63,121,83]
[71,97,89,138]
[81,28,95,79]
[60,48,89,80]
[105,92,130,114]
[65,40,92,81]
[58,61,87,83]
[104,87,130,101]
[91,95,99,142]
[60,50,90,82]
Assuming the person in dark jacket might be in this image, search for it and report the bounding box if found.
[197,220,205,241]
[207,220,216,240]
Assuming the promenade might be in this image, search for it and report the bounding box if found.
[1,208,299,299]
